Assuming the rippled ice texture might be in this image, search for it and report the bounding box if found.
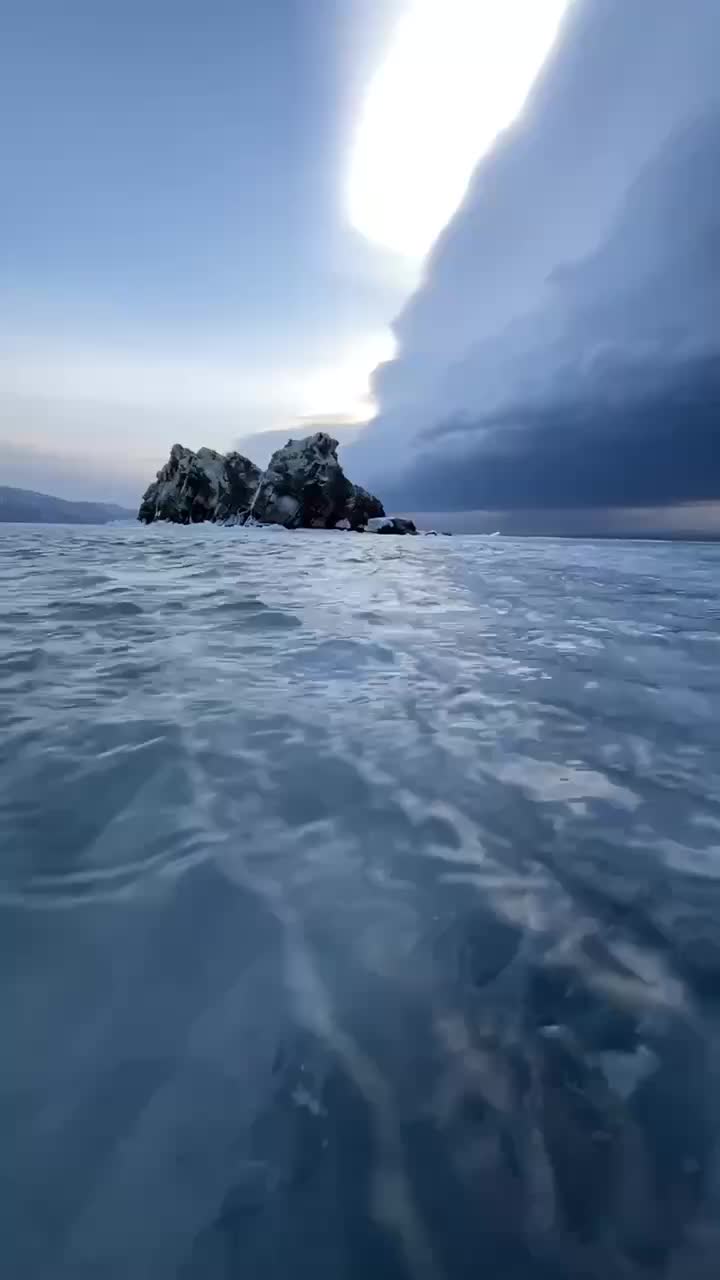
[2,524,720,1279]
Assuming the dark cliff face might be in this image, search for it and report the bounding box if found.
[138,445,261,525]
[214,453,266,524]
[248,433,384,530]
[138,434,384,530]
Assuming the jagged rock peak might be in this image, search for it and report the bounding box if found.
[138,433,384,530]
[138,444,261,525]
[249,433,384,530]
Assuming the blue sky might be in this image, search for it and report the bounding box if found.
[1,0,413,499]
[0,0,570,503]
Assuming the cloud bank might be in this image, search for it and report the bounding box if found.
[353,0,720,521]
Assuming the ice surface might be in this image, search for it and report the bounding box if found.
[1,525,720,1278]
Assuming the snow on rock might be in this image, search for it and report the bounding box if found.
[249,433,384,530]
[242,516,290,531]
[214,452,265,524]
[138,444,261,524]
[367,516,418,535]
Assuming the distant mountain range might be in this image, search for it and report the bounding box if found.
[0,486,135,525]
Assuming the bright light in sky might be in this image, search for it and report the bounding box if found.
[298,329,397,421]
[348,0,572,258]
[2,330,398,427]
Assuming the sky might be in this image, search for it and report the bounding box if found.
[3,0,718,532]
[0,0,571,505]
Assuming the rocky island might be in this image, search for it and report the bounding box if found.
[138,432,417,533]
[137,444,261,526]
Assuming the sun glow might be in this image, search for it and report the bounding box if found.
[298,329,397,422]
[347,0,571,258]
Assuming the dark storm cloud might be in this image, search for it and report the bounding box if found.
[399,355,720,511]
[354,0,720,521]
[386,104,720,511]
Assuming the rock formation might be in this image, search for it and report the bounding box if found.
[249,433,384,530]
[213,453,264,525]
[366,516,418,535]
[138,433,385,530]
[138,445,261,525]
